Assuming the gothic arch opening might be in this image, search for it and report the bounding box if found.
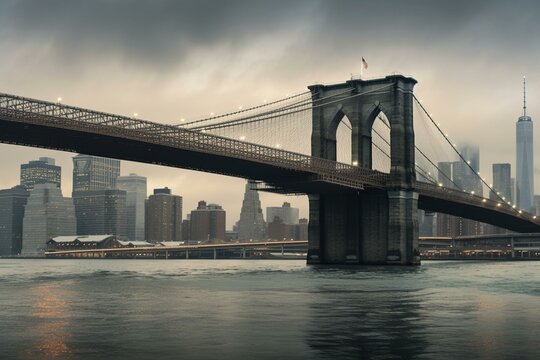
[371,111,391,173]
[336,115,352,164]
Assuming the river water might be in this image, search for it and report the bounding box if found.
[0,259,539,359]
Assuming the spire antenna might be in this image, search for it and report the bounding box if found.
[523,76,527,118]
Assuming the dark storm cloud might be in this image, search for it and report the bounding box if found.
[1,0,531,71]
[0,0,319,69]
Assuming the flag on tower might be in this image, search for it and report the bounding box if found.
[362,57,368,69]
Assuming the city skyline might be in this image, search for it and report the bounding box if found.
[1,1,540,226]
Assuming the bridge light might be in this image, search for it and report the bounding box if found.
[512,205,516,209]
[210,112,214,116]
[489,183,493,187]
[263,99,267,103]
[238,106,243,110]
[497,192,500,195]
[438,183,443,187]
[180,118,185,123]
[471,191,475,195]
[239,136,246,141]
[445,133,449,137]
[453,143,457,147]
[133,112,138,117]
[502,196,506,200]
[352,160,358,166]
[534,216,537,219]
[497,203,501,207]
[56,97,63,103]
[275,144,281,148]
[519,210,523,214]
[482,199,487,203]
[467,160,471,164]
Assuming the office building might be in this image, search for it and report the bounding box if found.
[0,186,29,256]
[21,183,76,256]
[237,181,265,241]
[516,77,534,212]
[72,154,120,193]
[20,157,61,190]
[190,201,226,243]
[436,156,484,237]
[267,217,295,240]
[454,144,482,196]
[73,190,127,237]
[145,188,182,243]
[182,216,191,243]
[266,202,299,225]
[491,163,512,202]
[535,195,540,216]
[295,218,309,240]
[116,174,147,241]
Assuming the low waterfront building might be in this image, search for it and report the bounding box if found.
[47,235,118,251]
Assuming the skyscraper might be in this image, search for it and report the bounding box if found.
[491,163,512,202]
[72,155,124,236]
[436,156,485,237]
[116,174,147,240]
[145,188,182,243]
[0,186,29,256]
[72,154,120,193]
[454,144,482,196]
[516,77,534,212]
[190,201,226,243]
[20,157,61,190]
[237,181,265,241]
[21,183,76,256]
[73,190,127,237]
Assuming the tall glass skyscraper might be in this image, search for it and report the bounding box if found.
[72,154,120,193]
[516,77,534,212]
[491,163,512,202]
[116,174,147,241]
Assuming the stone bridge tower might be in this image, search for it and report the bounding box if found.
[307,75,419,265]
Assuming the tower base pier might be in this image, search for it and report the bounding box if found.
[307,189,420,265]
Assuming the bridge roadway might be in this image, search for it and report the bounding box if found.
[1,92,539,233]
[44,240,309,257]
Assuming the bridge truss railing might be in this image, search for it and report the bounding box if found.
[415,182,537,221]
[0,93,388,190]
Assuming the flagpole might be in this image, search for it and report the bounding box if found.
[360,60,363,79]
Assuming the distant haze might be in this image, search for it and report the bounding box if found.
[1,0,540,227]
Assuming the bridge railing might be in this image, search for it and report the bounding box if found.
[416,181,536,220]
[0,92,387,190]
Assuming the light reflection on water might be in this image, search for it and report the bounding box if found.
[0,259,539,359]
[23,282,72,359]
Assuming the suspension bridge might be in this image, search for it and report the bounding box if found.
[0,74,538,265]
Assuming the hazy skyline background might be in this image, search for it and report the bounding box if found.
[1,0,540,227]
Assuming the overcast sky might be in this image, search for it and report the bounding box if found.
[1,0,540,227]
